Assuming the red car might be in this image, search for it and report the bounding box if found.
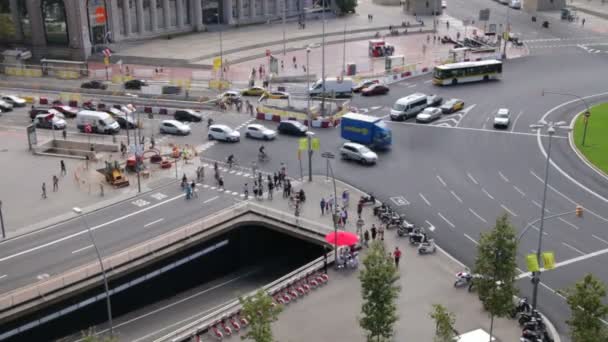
[52,105,79,118]
[361,84,389,96]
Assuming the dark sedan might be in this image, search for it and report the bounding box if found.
[81,80,107,90]
[361,84,390,96]
[124,79,148,90]
[352,80,379,93]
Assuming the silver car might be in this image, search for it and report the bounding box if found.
[416,107,442,123]
[339,142,378,165]
[160,120,191,135]
[245,124,277,140]
[1,95,26,107]
[493,108,510,128]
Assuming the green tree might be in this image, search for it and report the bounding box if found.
[562,274,608,342]
[473,213,518,339]
[359,241,401,342]
[335,0,357,14]
[430,304,457,342]
[239,289,283,342]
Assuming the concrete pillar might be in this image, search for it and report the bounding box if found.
[163,0,171,28]
[25,0,46,46]
[237,0,244,20]
[250,0,255,17]
[107,0,122,40]
[224,0,234,24]
[67,0,91,58]
[136,0,145,33]
[262,0,268,18]
[176,0,184,27]
[123,0,132,36]
[193,0,204,31]
[151,0,159,31]
[9,0,24,41]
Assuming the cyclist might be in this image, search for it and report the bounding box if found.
[258,145,267,161]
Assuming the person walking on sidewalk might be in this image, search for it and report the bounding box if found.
[62,129,67,140]
[218,176,225,190]
[243,183,249,199]
[370,224,377,240]
[393,247,402,267]
[52,175,59,192]
[363,229,370,247]
[60,160,67,176]
[582,18,586,27]
[268,180,274,199]
[191,181,198,198]
[320,197,326,215]
[379,224,385,241]
[41,182,47,199]
[357,201,363,218]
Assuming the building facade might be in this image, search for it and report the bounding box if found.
[0,0,309,61]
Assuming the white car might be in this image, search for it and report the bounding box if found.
[416,107,442,123]
[160,120,191,135]
[493,108,510,128]
[509,0,521,8]
[245,124,277,140]
[34,113,67,129]
[0,99,13,111]
[340,142,378,165]
[2,95,26,107]
[208,124,241,142]
[218,91,242,102]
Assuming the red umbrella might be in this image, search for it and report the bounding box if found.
[325,231,359,246]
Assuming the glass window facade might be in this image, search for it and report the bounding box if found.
[0,0,17,41]
[87,0,108,44]
[203,0,219,24]
[143,0,152,31]
[42,0,69,45]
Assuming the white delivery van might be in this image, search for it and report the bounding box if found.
[309,77,354,98]
[75,110,120,134]
[390,93,429,121]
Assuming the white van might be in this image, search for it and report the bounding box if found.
[76,110,120,134]
[390,93,429,121]
[309,77,354,98]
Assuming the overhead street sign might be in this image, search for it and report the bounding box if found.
[479,9,490,21]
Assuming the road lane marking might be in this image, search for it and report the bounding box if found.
[71,245,94,254]
[450,190,463,203]
[562,242,585,255]
[530,224,549,236]
[468,208,487,224]
[529,169,608,224]
[437,212,455,229]
[511,110,524,132]
[425,220,436,232]
[0,274,7,280]
[466,172,479,185]
[455,104,477,128]
[0,192,187,263]
[531,200,550,212]
[593,234,608,245]
[558,217,580,230]
[464,233,479,245]
[424,79,433,84]
[481,188,495,200]
[498,171,509,183]
[500,204,518,217]
[407,84,417,88]
[204,196,219,204]
[144,218,164,228]
[436,175,447,187]
[513,185,526,197]
[387,120,568,138]
[419,193,431,206]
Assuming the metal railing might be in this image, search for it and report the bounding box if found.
[0,202,329,317]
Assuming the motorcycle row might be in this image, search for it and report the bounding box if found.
[453,271,554,342]
[372,203,436,255]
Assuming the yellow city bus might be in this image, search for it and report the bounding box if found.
[432,59,503,86]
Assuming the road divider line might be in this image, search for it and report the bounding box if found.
[500,204,518,217]
[419,193,431,206]
[0,191,186,263]
[425,220,436,232]
[513,185,526,197]
[468,208,488,224]
[562,242,585,256]
[407,84,417,88]
[511,110,524,132]
[467,172,479,185]
[144,218,164,228]
[530,224,549,236]
[203,196,219,204]
[558,217,579,230]
[436,175,447,187]
[437,212,455,229]
[387,120,568,138]
[464,233,479,245]
[481,188,495,200]
[450,190,463,203]
[499,171,510,183]
[0,274,7,280]
[71,244,94,254]
[592,234,608,245]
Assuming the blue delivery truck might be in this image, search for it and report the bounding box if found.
[340,112,392,149]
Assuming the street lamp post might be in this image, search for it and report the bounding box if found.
[217,13,224,82]
[72,207,114,337]
[306,131,314,181]
[0,200,5,239]
[542,90,592,146]
[342,23,347,76]
[322,152,338,263]
[306,47,314,182]
[283,0,287,56]
[321,0,326,116]
[529,120,572,310]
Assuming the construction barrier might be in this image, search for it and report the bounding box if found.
[255,104,348,129]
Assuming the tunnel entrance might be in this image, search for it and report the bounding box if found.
[1,224,325,341]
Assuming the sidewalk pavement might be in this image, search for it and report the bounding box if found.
[249,175,523,341]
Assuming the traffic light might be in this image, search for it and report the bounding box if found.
[575,205,584,218]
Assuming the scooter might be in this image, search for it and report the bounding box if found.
[519,310,542,326]
[359,194,376,205]
[397,222,415,237]
[511,297,532,318]
[409,231,427,245]
[418,238,436,254]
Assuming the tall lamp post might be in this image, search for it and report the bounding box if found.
[306,47,313,182]
[0,200,5,239]
[320,0,326,116]
[542,90,592,146]
[528,120,572,310]
[72,207,114,337]
[321,152,339,263]
[216,13,224,82]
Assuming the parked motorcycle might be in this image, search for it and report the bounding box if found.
[519,310,542,326]
[397,222,415,237]
[418,239,436,254]
[359,194,376,205]
[409,230,427,245]
[511,297,532,318]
